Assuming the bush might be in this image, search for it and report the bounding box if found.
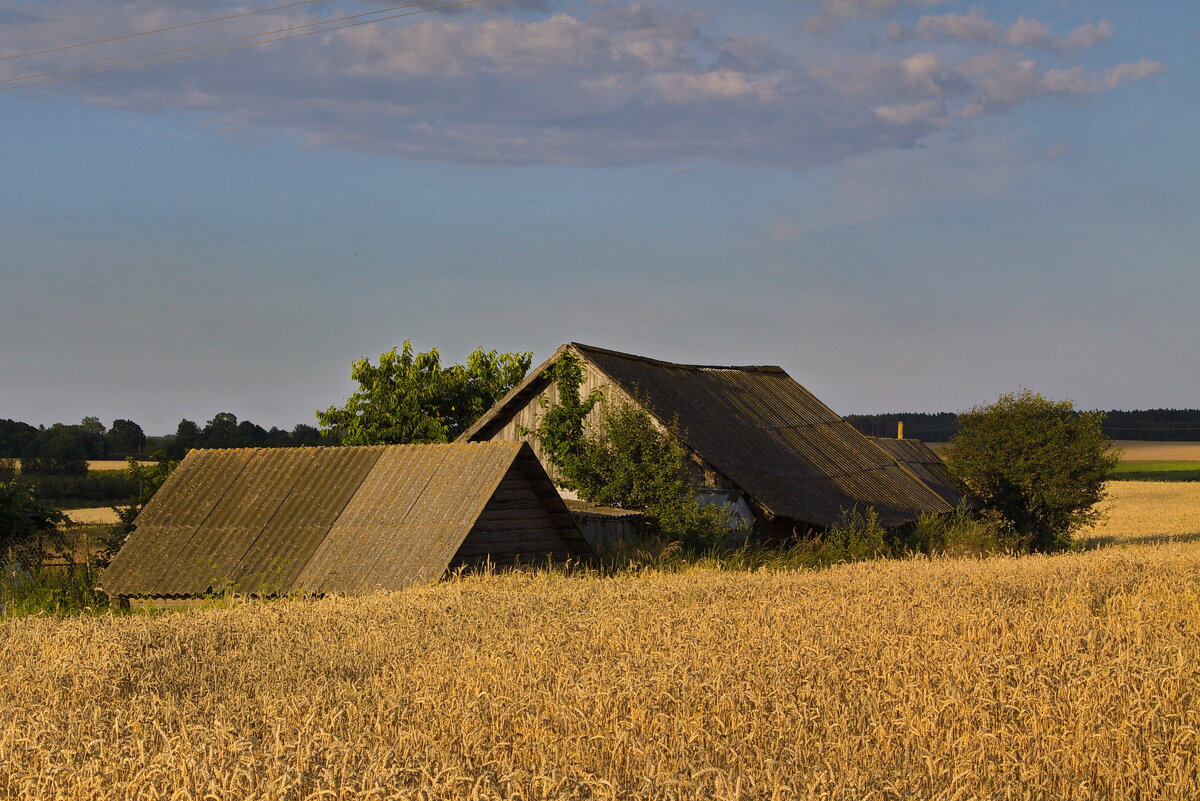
[905,506,1018,557]
[945,390,1118,552]
[0,479,65,558]
[810,506,890,566]
[1,564,108,617]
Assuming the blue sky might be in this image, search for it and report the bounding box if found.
[1,0,1196,434]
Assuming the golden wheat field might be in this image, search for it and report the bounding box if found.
[2,482,1199,801]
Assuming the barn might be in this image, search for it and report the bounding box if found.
[100,441,590,601]
[458,343,956,535]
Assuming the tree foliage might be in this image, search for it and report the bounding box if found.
[0,479,65,560]
[945,389,1119,552]
[526,355,726,544]
[317,341,533,445]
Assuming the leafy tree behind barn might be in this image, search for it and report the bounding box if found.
[317,341,533,445]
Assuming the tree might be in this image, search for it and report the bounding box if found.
[944,389,1119,552]
[105,419,146,456]
[21,425,88,476]
[203,412,241,448]
[165,419,201,460]
[0,479,65,563]
[79,417,107,458]
[317,341,533,445]
[525,355,727,544]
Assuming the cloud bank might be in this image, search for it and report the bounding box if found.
[0,0,1164,167]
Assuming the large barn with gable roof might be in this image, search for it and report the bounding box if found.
[458,343,956,536]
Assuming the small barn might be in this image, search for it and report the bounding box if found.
[869,436,965,508]
[458,343,955,535]
[100,441,590,601]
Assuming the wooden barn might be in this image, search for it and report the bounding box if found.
[458,343,956,536]
[100,441,589,601]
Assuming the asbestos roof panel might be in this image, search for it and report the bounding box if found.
[292,442,524,595]
[99,449,254,597]
[363,443,520,591]
[153,448,320,596]
[231,445,386,595]
[871,437,965,509]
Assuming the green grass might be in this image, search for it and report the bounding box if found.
[1112,461,1200,482]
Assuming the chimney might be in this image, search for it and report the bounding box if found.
[897,421,905,440]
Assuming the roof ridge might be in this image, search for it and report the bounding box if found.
[569,342,785,373]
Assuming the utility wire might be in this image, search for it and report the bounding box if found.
[0,0,475,91]
[2,0,449,86]
[1,0,328,61]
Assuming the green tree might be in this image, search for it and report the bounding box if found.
[0,479,65,563]
[165,419,201,460]
[21,425,88,476]
[317,341,533,445]
[526,355,727,544]
[105,419,146,456]
[945,389,1119,552]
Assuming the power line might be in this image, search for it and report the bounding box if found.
[2,0,451,86]
[0,0,328,61]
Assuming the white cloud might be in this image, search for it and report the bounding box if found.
[914,8,997,43]
[1004,16,1112,53]
[0,1,1165,167]
[961,52,1165,115]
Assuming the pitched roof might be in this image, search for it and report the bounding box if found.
[100,442,587,598]
[461,343,954,528]
[869,437,965,508]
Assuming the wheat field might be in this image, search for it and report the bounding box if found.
[2,483,1198,800]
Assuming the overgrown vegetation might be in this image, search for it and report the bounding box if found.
[946,389,1119,553]
[317,341,533,444]
[524,353,728,545]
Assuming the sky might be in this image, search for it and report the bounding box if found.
[1,0,1197,434]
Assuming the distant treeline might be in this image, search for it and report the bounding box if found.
[846,409,1200,443]
[0,413,340,475]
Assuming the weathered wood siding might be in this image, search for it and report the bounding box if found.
[570,511,642,551]
[450,466,582,567]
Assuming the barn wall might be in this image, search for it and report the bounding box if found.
[450,467,580,567]
[570,512,641,551]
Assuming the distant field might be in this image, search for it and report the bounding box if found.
[64,507,122,525]
[1111,441,1200,461]
[7,459,149,472]
[1078,481,1200,548]
[927,441,1200,480]
[1112,461,1200,482]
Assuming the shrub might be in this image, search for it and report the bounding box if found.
[811,506,890,566]
[945,390,1119,552]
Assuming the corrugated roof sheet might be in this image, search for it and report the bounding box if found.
[461,343,954,528]
[870,437,965,509]
[101,442,576,598]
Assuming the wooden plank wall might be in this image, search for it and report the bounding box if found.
[451,467,580,567]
